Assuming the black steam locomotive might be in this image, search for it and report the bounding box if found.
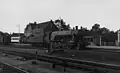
[50,30,88,50]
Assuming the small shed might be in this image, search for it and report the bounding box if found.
[0,32,10,44]
[102,32,117,46]
[77,31,100,46]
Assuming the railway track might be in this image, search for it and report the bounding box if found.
[2,44,120,54]
[0,61,29,73]
[1,44,120,54]
[87,46,120,52]
[0,49,120,73]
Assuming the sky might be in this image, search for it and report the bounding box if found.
[0,0,120,33]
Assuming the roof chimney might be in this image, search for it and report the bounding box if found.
[34,22,37,24]
[75,26,78,30]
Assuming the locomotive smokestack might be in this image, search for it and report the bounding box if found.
[75,26,78,30]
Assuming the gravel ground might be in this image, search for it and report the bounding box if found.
[0,53,119,73]
[0,52,88,73]
[0,69,18,73]
[1,45,120,67]
[1,45,120,72]
[51,50,120,65]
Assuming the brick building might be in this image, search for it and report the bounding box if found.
[24,20,59,44]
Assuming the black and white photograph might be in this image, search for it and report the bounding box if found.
[0,0,120,73]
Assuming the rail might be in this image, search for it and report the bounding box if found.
[0,49,120,72]
[0,61,29,73]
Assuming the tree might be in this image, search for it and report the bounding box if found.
[91,23,100,32]
[100,27,110,34]
[91,23,110,34]
[80,26,89,32]
[102,31,117,42]
[54,19,70,30]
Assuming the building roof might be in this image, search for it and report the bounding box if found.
[25,20,55,31]
[37,20,54,28]
[0,31,4,36]
[25,22,37,31]
[0,31,10,37]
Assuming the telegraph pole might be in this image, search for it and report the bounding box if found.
[18,25,20,43]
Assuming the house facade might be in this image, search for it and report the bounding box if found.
[78,31,100,46]
[24,22,37,37]
[24,20,58,37]
[24,20,59,44]
[101,32,117,46]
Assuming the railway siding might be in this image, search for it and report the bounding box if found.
[0,55,86,73]
[37,54,120,71]
[0,61,29,73]
[0,49,119,73]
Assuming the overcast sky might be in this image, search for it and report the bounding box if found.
[0,0,120,33]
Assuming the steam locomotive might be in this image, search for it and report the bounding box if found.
[23,30,88,50]
[50,30,88,50]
